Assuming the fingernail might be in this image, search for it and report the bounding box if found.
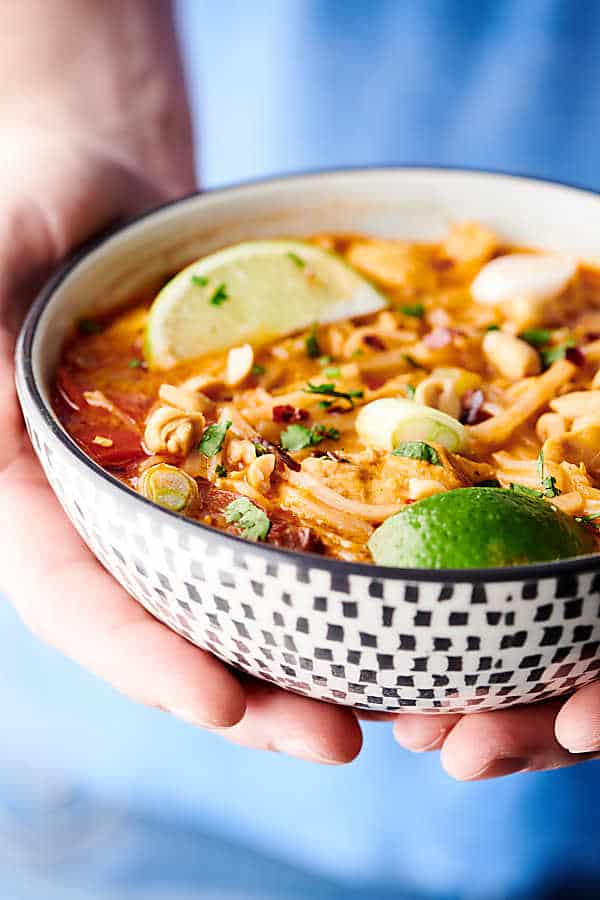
[460,756,530,781]
[564,740,600,755]
[273,737,342,765]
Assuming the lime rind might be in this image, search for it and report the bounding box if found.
[368,487,596,569]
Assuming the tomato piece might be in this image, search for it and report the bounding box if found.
[56,367,86,411]
[76,428,146,469]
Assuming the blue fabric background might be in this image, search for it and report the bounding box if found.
[3,2,600,897]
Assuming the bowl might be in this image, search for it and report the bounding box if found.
[15,168,600,713]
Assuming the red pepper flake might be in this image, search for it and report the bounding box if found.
[423,327,460,349]
[272,404,310,423]
[362,334,387,351]
[325,404,352,415]
[432,257,454,271]
[364,376,385,391]
[565,346,586,367]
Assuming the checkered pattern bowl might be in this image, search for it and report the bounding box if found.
[15,168,600,713]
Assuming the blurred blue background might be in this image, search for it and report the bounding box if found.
[3,2,600,898]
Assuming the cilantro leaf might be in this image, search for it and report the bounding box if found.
[198,421,231,456]
[540,339,576,368]
[252,364,266,376]
[405,384,416,400]
[323,366,341,378]
[541,475,561,498]
[392,441,441,466]
[224,497,271,541]
[519,328,553,347]
[128,358,142,368]
[215,464,228,477]
[304,382,364,408]
[305,323,321,358]
[401,354,420,369]
[575,512,600,527]
[287,251,305,268]
[191,274,209,287]
[485,324,501,332]
[209,283,229,306]
[397,303,425,318]
[280,423,340,451]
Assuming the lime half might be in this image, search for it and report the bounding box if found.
[368,487,596,569]
[145,240,386,369]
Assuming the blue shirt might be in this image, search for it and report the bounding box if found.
[3,2,600,897]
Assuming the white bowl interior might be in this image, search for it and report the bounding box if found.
[32,168,600,414]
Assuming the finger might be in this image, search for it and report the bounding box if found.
[555,682,600,753]
[0,449,246,729]
[440,700,600,781]
[393,713,462,752]
[213,681,363,765]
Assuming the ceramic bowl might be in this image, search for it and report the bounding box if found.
[15,168,600,713]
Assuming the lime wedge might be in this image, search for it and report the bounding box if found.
[369,487,596,568]
[145,240,387,369]
[355,398,468,453]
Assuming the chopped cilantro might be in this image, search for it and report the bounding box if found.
[280,423,340,451]
[318,400,333,409]
[323,366,341,378]
[575,512,600,527]
[519,328,553,347]
[485,324,501,332]
[215,464,228,477]
[305,324,321,359]
[209,283,229,306]
[252,364,266,376]
[319,355,332,366]
[191,274,209,287]
[541,475,561,497]
[224,497,271,541]
[253,442,269,457]
[477,479,502,488]
[392,441,441,465]
[401,353,420,369]
[405,384,416,400]
[198,421,231,456]
[397,303,425,318]
[304,382,363,408]
[128,358,142,368]
[78,318,103,335]
[540,339,576,368]
[287,251,305,268]
[351,349,364,358]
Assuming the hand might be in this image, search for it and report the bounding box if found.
[0,116,362,766]
[393,687,600,779]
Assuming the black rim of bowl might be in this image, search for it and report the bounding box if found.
[17,165,600,584]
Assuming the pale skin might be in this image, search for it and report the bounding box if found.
[1,0,599,777]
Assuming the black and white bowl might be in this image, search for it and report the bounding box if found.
[15,168,600,713]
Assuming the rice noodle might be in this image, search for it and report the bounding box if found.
[284,469,403,522]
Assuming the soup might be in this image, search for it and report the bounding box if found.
[53,224,600,566]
